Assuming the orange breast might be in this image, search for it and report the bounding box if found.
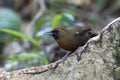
[56,39,78,51]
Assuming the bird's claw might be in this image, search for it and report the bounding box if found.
[50,52,72,71]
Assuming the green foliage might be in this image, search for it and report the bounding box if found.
[8,52,48,65]
[0,8,22,42]
[94,0,105,6]
[2,28,49,69]
[51,14,62,28]
[2,29,40,48]
[4,52,48,70]
[117,0,120,5]
[34,9,76,33]
[50,0,66,3]
[57,0,66,3]
[34,17,47,34]
[51,12,75,28]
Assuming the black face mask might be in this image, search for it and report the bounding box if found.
[52,30,59,40]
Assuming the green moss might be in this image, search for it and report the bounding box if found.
[115,67,120,79]
[111,26,120,66]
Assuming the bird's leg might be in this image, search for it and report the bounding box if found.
[75,41,90,61]
[53,43,89,69]
[75,47,84,61]
[51,51,74,69]
[60,51,74,63]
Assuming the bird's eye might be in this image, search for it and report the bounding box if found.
[52,30,59,39]
[85,31,91,36]
[87,31,91,35]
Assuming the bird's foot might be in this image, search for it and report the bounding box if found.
[51,52,73,70]
[75,41,90,62]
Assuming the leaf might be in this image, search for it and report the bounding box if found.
[51,14,62,28]
[35,17,46,34]
[62,13,74,21]
[2,29,40,48]
[0,8,22,42]
[57,0,66,2]
[61,9,77,16]
[8,53,49,65]
[0,8,22,31]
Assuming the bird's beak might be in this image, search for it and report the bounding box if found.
[44,31,53,35]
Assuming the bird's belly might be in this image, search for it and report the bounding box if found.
[56,39,79,51]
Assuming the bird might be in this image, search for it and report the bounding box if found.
[44,26,97,62]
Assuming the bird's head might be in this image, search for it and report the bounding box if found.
[44,27,66,40]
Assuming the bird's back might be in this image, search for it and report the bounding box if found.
[56,26,95,51]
